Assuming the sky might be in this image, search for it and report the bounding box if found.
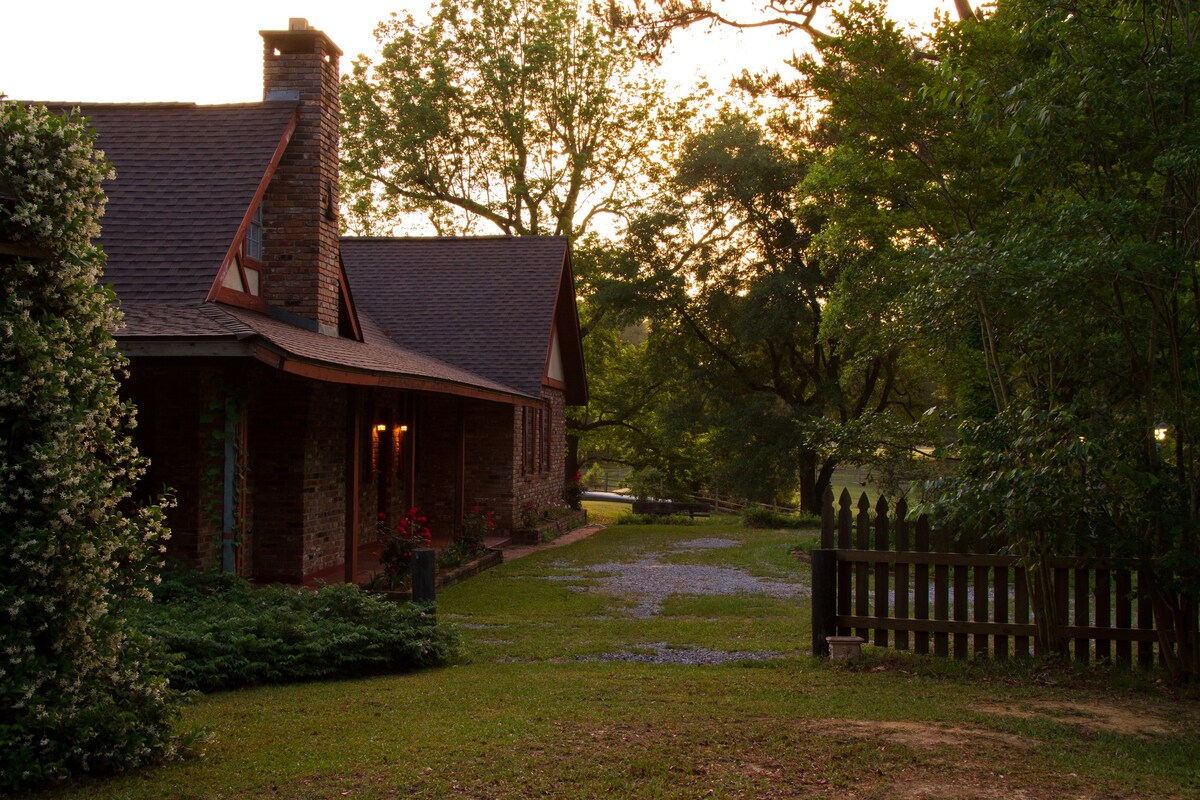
[1,1,961,105]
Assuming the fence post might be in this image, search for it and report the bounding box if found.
[411,548,437,604]
[812,548,837,657]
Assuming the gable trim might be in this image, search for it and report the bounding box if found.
[543,248,588,405]
[336,251,364,342]
[205,107,299,304]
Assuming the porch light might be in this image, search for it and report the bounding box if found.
[1154,423,1168,442]
[375,424,387,432]
[397,425,408,432]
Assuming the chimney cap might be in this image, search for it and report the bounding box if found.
[260,20,343,58]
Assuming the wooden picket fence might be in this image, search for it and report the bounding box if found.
[810,488,1164,665]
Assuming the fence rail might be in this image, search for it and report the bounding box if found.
[811,488,1164,666]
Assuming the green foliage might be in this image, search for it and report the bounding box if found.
[439,506,495,568]
[0,102,178,791]
[131,570,460,693]
[740,505,819,530]
[614,512,695,525]
[340,0,687,238]
[609,111,926,510]
[784,0,1200,677]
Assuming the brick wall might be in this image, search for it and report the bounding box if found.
[250,374,349,582]
[124,360,228,570]
[260,23,342,335]
[414,395,461,537]
[511,388,568,523]
[249,374,307,581]
[463,400,518,531]
[300,383,346,576]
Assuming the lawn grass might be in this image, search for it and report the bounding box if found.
[581,499,631,524]
[33,517,1200,799]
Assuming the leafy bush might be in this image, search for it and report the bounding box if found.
[740,505,820,529]
[131,571,461,693]
[615,512,695,526]
[1,103,178,791]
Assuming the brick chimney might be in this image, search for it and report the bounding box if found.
[260,19,342,336]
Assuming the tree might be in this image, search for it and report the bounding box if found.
[790,0,1198,674]
[915,0,1199,675]
[0,103,177,790]
[341,0,686,237]
[341,0,696,490]
[608,112,923,510]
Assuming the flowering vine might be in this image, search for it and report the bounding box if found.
[0,101,177,791]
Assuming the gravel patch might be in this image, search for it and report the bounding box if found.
[581,642,785,666]
[669,537,740,550]
[547,536,805,618]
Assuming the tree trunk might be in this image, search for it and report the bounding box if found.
[798,449,837,514]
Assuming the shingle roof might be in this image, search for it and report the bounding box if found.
[221,307,522,397]
[340,236,569,398]
[39,102,581,403]
[72,102,296,306]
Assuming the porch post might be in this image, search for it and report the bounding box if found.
[343,388,361,584]
[455,400,466,533]
[221,395,237,573]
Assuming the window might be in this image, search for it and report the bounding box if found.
[246,204,263,262]
[541,400,551,472]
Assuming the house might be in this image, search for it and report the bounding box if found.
[53,19,587,584]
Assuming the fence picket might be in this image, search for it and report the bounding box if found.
[994,530,1009,660]
[914,515,930,655]
[894,498,910,651]
[1115,568,1132,665]
[873,496,890,648]
[1053,565,1070,657]
[1075,565,1090,664]
[837,489,852,637]
[1138,569,1154,668]
[953,530,969,660]
[812,477,1170,668]
[1015,566,1031,658]
[933,525,950,658]
[1095,561,1111,663]
[820,486,835,549]
[855,493,871,641]
[973,559,989,658]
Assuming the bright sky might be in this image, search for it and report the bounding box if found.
[2,1,960,105]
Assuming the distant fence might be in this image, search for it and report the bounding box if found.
[810,488,1165,666]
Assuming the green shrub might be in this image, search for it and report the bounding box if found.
[615,512,695,525]
[1,103,178,791]
[131,571,461,693]
[740,505,820,529]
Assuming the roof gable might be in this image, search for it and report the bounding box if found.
[340,236,587,402]
[72,102,297,306]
